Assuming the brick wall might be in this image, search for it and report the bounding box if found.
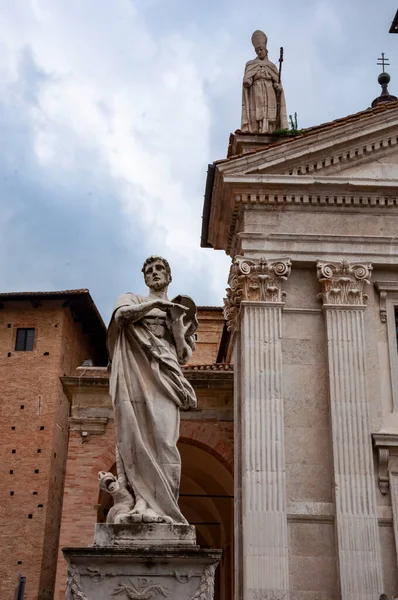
[191,307,225,365]
[0,299,103,600]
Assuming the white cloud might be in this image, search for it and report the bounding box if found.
[0,0,231,301]
[1,0,397,309]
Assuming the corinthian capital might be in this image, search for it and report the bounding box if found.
[316,260,372,306]
[223,256,291,331]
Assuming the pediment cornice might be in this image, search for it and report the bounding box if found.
[217,104,398,179]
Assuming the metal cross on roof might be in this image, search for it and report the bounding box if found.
[377,52,390,71]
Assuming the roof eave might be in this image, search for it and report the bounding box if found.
[200,164,216,248]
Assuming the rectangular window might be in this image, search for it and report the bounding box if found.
[15,328,35,351]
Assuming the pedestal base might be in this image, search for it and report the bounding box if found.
[64,546,221,600]
[63,525,221,600]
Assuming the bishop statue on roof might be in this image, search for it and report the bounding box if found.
[241,30,288,134]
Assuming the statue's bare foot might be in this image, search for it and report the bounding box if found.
[128,512,143,523]
[115,513,132,524]
[142,508,163,523]
[161,515,173,524]
[131,498,147,515]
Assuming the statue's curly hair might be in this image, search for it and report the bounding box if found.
[141,255,172,282]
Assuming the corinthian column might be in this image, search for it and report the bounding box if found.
[317,260,383,600]
[225,256,291,600]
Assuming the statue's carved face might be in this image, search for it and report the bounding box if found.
[98,471,119,494]
[255,46,266,60]
[144,259,170,291]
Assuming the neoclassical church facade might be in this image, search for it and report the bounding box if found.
[3,53,398,600]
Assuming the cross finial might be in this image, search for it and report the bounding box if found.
[377,52,390,72]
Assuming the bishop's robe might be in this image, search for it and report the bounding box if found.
[241,56,288,133]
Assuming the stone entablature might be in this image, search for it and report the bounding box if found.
[223,256,291,332]
[226,185,398,256]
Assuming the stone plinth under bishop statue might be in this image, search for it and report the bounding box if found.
[63,256,221,599]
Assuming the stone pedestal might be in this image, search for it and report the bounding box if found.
[63,524,221,600]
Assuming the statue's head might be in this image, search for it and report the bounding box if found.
[98,471,120,494]
[142,255,172,291]
[251,30,267,60]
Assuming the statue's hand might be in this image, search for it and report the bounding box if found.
[156,299,178,312]
[274,82,282,93]
[243,80,251,89]
[168,303,188,321]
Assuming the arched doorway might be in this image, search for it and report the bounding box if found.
[178,439,234,600]
[97,440,233,600]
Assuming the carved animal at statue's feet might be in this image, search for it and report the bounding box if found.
[98,471,135,524]
[98,471,175,524]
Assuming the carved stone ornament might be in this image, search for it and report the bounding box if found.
[66,565,88,600]
[317,260,372,306]
[224,257,291,331]
[377,448,390,495]
[190,563,217,600]
[112,578,170,599]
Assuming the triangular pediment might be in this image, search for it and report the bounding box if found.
[218,101,398,182]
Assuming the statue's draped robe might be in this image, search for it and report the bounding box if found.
[108,293,197,524]
[241,56,288,133]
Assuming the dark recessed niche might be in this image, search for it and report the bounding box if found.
[20,405,24,410]
[28,514,32,519]
[10,491,14,496]
[54,452,57,458]
[38,504,43,508]
[34,469,39,474]
[33,491,38,495]
[11,426,15,430]
[9,470,13,474]
[7,324,11,328]
[43,352,49,356]
[12,449,16,454]
[37,449,41,453]
[7,352,11,357]
[17,561,22,565]
[55,324,58,327]
[40,426,44,430]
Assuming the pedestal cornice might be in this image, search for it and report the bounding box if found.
[223,256,291,332]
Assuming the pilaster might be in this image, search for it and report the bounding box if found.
[225,256,291,600]
[317,260,383,600]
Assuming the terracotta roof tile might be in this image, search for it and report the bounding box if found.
[75,363,233,376]
[0,289,90,297]
[183,363,233,371]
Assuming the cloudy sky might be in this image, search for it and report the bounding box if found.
[0,0,397,321]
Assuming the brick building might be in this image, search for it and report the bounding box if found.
[0,297,234,600]
[0,291,107,600]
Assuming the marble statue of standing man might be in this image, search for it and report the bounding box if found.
[241,30,288,133]
[107,256,197,525]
